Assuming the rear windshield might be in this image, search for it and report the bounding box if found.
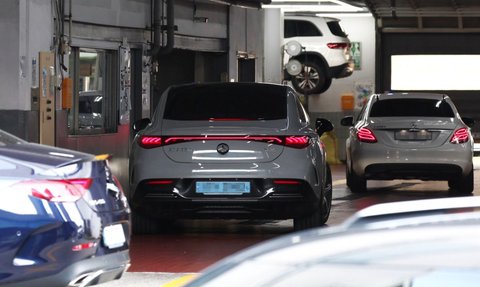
[326,20,347,37]
[369,98,455,117]
[163,85,287,121]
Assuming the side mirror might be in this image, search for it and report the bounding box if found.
[340,116,354,127]
[462,117,475,128]
[315,118,333,137]
[132,118,151,133]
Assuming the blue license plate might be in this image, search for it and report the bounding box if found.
[196,181,250,194]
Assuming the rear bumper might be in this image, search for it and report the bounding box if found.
[364,163,464,180]
[131,179,321,220]
[2,250,130,287]
[350,143,473,180]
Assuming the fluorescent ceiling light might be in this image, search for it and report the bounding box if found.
[263,0,365,13]
[391,55,480,91]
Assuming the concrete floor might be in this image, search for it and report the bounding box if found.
[101,158,480,287]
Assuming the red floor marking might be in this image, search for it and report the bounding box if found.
[129,233,272,272]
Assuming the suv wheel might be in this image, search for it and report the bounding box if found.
[291,60,331,95]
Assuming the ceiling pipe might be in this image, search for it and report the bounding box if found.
[210,0,271,9]
[148,0,175,56]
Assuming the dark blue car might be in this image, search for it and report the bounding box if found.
[0,129,131,287]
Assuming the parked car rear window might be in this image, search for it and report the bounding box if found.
[163,85,287,121]
[369,98,455,117]
[326,20,347,37]
[284,20,322,38]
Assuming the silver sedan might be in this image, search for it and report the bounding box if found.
[341,92,474,194]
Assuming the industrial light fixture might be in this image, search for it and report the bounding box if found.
[262,0,365,13]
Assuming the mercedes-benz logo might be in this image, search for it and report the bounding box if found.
[217,143,229,155]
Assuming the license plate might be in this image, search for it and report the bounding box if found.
[395,130,432,141]
[103,224,126,249]
[196,181,250,195]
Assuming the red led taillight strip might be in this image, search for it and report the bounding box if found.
[138,135,311,149]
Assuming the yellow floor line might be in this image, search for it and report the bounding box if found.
[333,179,346,186]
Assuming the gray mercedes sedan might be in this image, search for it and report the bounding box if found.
[129,82,333,233]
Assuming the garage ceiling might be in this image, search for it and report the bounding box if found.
[345,0,480,30]
[264,1,480,30]
[210,0,271,8]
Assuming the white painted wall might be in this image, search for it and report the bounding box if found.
[0,0,51,110]
[0,0,20,110]
[309,15,376,113]
[263,8,282,84]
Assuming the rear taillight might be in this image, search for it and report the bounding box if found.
[139,136,162,148]
[72,242,96,251]
[327,43,349,49]
[450,128,469,144]
[16,178,93,202]
[357,127,377,143]
[139,135,311,149]
[284,136,310,148]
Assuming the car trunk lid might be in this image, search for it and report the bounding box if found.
[160,120,287,163]
[367,118,459,148]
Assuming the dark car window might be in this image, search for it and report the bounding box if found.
[163,85,287,121]
[295,96,309,123]
[284,20,322,38]
[327,20,347,37]
[369,98,455,117]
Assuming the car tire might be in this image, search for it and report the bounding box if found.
[291,60,330,95]
[350,168,367,193]
[294,165,332,230]
[449,168,474,195]
[132,211,161,234]
[346,164,352,188]
[320,165,333,224]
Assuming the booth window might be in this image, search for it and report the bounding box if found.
[68,48,118,135]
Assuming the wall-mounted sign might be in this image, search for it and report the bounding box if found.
[350,42,361,70]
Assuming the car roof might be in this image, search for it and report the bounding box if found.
[342,196,480,230]
[185,197,480,287]
[375,92,449,101]
[284,15,340,22]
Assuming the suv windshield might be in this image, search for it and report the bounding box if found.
[163,85,287,121]
[370,98,455,117]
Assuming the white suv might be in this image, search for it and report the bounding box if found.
[283,15,354,95]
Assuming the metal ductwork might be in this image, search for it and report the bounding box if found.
[209,0,271,9]
[148,0,175,56]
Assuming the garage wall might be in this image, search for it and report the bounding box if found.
[379,32,480,137]
[309,15,376,162]
[70,0,149,28]
[0,0,51,141]
[309,15,376,113]
[229,6,265,82]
